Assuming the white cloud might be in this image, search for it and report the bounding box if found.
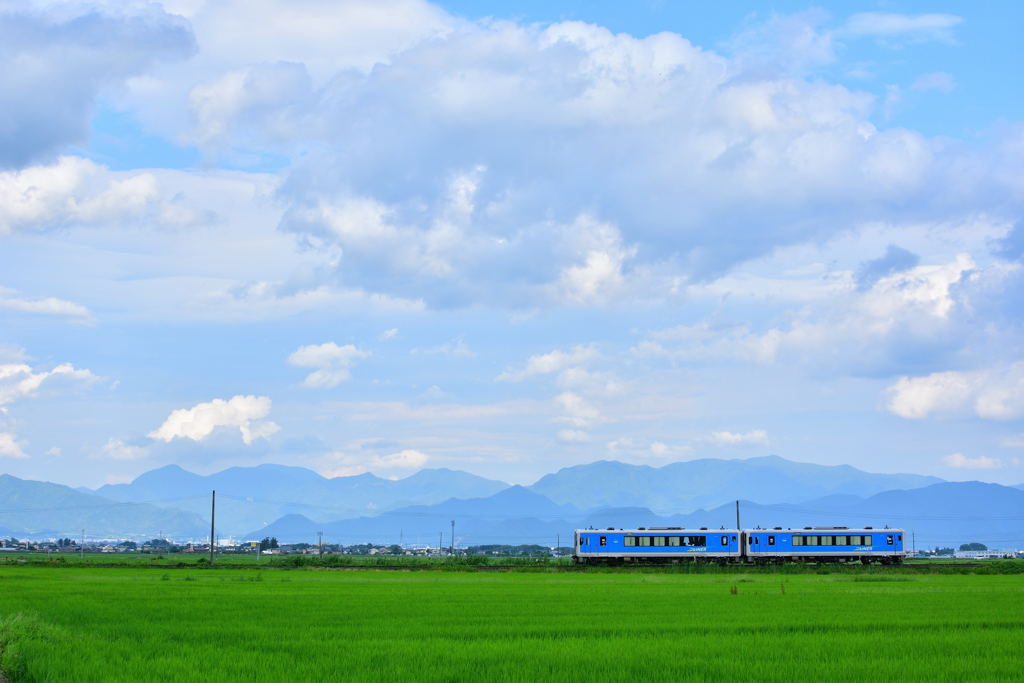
[188,62,313,148]
[555,391,600,427]
[148,395,280,444]
[886,363,1024,420]
[635,253,983,375]
[0,362,97,406]
[0,432,27,459]
[1001,434,1024,449]
[288,342,369,388]
[0,287,91,320]
[320,447,430,476]
[0,157,207,234]
[555,217,635,305]
[379,328,399,340]
[708,430,770,447]
[372,449,429,469]
[267,16,1020,309]
[842,12,962,43]
[943,453,1003,470]
[98,438,149,461]
[498,345,599,381]
[182,0,451,81]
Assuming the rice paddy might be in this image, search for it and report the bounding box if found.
[1,566,1021,681]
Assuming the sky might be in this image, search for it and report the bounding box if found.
[1,0,1022,488]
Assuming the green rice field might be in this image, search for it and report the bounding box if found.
[1,566,1021,681]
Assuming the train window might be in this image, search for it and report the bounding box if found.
[807,536,818,546]
[837,536,848,546]
[897,534,902,542]
[691,536,707,547]
[624,536,636,547]
[599,536,607,546]
[721,536,728,546]
[668,536,681,547]
[886,535,893,545]
[638,536,651,547]
[792,536,803,547]
[653,536,666,547]
[768,535,775,546]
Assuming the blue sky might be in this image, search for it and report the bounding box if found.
[0,0,1022,488]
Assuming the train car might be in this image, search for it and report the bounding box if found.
[574,528,742,564]
[744,527,906,564]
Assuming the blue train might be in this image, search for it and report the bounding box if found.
[573,526,905,565]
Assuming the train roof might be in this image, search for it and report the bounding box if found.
[575,528,738,533]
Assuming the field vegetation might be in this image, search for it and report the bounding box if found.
[0,565,1021,681]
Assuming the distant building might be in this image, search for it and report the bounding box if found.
[954,549,1017,559]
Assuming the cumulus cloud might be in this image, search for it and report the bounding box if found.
[635,253,984,377]
[258,16,1022,309]
[287,342,369,388]
[943,453,1003,470]
[0,157,207,234]
[0,432,27,459]
[0,4,194,168]
[886,363,1024,420]
[0,362,97,406]
[708,430,770,446]
[148,395,280,444]
[498,345,599,381]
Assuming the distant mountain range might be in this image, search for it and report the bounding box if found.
[530,456,942,512]
[244,480,1024,549]
[93,464,508,536]
[0,474,206,539]
[1,456,1020,547]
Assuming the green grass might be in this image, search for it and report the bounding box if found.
[0,567,1021,681]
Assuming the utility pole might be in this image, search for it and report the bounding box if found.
[450,520,455,556]
[735,500,741,530]
[439,532,443,555]
[80,528,85,560]
[399,529,403,548]
[912,531,916,555]
[209,490,216,568]
[318,531,323,558]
